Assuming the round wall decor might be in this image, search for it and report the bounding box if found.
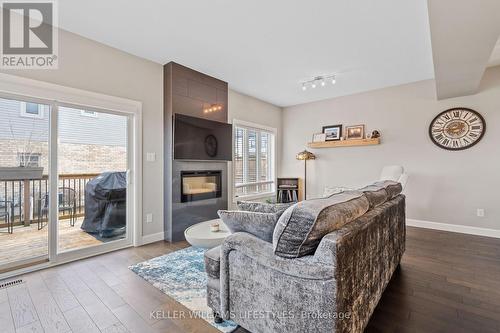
[204,134,218,157]
[429,108,485,151]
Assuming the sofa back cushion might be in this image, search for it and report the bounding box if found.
[218,210,280,243]
[272,191,370,258]
[237,201,294,216]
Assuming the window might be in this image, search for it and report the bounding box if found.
[80,110,98,118]
[233,121,276,200]
[17,153,41,167]
[20,102,45,119]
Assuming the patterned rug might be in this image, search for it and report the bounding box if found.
[129,247,238,332]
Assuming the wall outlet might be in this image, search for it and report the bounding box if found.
[146,213,153,223]
[146,152,156,162]
[476,209,485,217]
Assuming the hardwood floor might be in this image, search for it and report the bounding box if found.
[0,226,499,333]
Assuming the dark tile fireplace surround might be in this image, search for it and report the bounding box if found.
[164,62,230,242]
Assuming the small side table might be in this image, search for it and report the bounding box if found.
[184,219,231,249]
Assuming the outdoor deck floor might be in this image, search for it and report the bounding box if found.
[0,218,104,267]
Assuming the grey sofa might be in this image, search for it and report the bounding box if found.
[205,193,405,333]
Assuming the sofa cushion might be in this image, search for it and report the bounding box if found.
[358,184,389,208]
[273,191,370,258]
[373,180,403,199]
[237,201,294,216]
[204,245,221,279]
[218,210,279,243]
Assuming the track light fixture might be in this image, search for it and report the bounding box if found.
[300,75,336,91]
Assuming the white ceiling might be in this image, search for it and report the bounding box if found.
[57,0,435,107]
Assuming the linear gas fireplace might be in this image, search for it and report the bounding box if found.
[181,170,222,203]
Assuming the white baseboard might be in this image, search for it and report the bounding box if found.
[139,231,165,245]
[406,219,500,239]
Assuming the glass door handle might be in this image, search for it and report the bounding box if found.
[126,170,132,185]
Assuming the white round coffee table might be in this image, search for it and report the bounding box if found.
[184,219,231,248]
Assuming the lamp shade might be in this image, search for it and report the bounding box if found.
[296,150,316,161]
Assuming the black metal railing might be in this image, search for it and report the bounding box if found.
[0,173,99,229]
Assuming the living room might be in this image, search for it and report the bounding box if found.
[0,1,498,333]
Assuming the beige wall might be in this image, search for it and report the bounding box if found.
[228,90,283,208]
[1,29,164,237]
[281,66,500,231]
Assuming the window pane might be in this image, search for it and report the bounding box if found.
[234,127,244,186]
[247,130,257,183]
[260,132,270,181]
[25,102,40,115]
[233,124,275,198]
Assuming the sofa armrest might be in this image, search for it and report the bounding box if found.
[219,232,335,316]
[312,195,406,333]
[222,232,334,280]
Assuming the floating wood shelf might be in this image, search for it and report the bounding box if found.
[307,138,380,148]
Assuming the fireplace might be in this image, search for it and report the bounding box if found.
[181,170,222,203]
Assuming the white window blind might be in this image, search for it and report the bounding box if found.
[234,122,275,199]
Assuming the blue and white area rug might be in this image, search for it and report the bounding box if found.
[129,247,237,333]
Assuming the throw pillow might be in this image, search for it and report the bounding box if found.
[372,180,403,199]
[273,191,370,258]
[218,210,279,243]
[358,184,389,208]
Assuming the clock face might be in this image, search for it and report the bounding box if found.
[429,108,485,151]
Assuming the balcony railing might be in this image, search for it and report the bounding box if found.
[0,173,99,229]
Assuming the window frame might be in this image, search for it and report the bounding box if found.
[232,119,277,202]
[20,101,46,119]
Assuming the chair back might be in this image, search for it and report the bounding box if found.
[379,165,404,182]
[59,187,76,206]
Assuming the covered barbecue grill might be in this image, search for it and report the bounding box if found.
[81,172,126,238]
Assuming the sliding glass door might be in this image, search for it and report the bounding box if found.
[57,106,129,254]
[0,94,135,274]
[0,96,52,272]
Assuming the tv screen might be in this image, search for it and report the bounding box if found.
[174,114,232,161]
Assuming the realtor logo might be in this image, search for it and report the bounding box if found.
[1,0,58,69]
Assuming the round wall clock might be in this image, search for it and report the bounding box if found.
[429,108,486,151]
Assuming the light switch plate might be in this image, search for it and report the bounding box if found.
[146,152,156,162]
[146,213,153,223]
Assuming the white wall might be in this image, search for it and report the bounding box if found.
[228,90,283,207]
[281,66,500,231]
[0,29,164,237]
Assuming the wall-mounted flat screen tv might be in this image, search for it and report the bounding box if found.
[174,114,232,161]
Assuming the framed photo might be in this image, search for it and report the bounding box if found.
[322,125,342,141]
[345,125,365,140]
[312,133,326,142]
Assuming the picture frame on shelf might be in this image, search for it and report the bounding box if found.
[312,133,326,142]
[345,125,365,140]
[322,124,342,141]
